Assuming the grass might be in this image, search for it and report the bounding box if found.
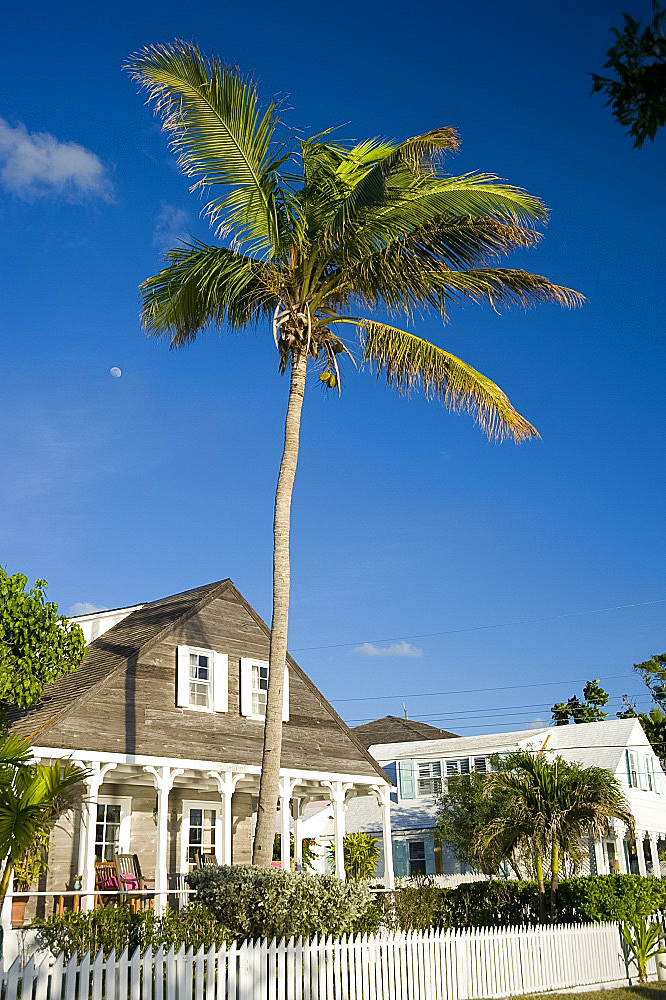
[510,986,666,1000]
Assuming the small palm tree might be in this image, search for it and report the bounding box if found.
[621,917,666,983]
[480,750,632,922]
[126,42,583,865]
[0,735,87,905]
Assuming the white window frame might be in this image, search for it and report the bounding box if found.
[240,658,289,721]
[95,795,131,861]
[176,645,228,713]
[180,799,223,871]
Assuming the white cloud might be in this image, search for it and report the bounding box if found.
[153,202,191,252]
[526,717,548,730]
[354,640,424,658]
[68,602,108,617]
[0,117,112,201]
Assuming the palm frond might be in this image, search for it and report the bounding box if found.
[328,129,461,237]
[341,318,539,443]
[141,242,278,346]
[125,42,291,254]
[334,174,552,262]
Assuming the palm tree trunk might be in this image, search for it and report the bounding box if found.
[253,348,308,866]
[536,855,547,924]
[550,841,560,923]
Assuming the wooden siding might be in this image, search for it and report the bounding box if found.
[29,588,380,778]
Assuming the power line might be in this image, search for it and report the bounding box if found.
[293,597,666,653]
[346,694,654,725]
[333,673,635,704]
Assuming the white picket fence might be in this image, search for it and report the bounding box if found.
[0,921,653,1000]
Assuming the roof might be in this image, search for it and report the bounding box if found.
[10,581,227,735]
[369,718,651,777]
[10,578,388,783]
[351,716,459,749]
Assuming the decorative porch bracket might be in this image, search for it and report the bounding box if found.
[207,771,246,866]
[144,765,184,912]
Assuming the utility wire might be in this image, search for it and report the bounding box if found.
[293,597,666,653]
[332,673,635,703]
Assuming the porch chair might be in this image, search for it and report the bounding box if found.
[94,860,119,909]
[198,853,219,867]
[114,854,154,912]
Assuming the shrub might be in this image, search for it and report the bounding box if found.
[558,875,666,923]
[328,834,381,881]
[186,865,381,940]
[383,874,666,931]
[34,903,231,959]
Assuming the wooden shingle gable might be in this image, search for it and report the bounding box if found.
[9,580,386,781]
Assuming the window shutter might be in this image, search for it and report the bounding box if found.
[213,652,228,713]
[398,760,416,800]
[393,839,409,878]
[626,749,633,788]
[176,646,189,707]
[654,759,663,794]
[240,658,253,716]
[424,837,436,876]
[383,762,397,788]
[282,666,290,722]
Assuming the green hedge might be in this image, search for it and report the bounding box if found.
[383,875,666,930]
[186,865,381,940]
[34,904,231,959]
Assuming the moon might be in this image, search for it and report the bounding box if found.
[110,367,122,378]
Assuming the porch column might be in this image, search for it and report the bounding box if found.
[208,771,245,865]
[614,827,628,873]
[650,835,661,878]
[636,832,648,876]
[82,762,117,911]
[278,777,299,871]
[593,838,606,875]
[144,766,184,913]
[323,781,352,881]
[292,797,305,870]
[371,784,395,888]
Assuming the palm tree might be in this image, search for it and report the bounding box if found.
[480,750,632,922]
[0,734,87,905]
[125,42,583,866]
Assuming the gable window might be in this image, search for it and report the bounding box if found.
[418,761,442,796]
[176,646,228,712]
[252,662,269,716]
[240,658,289,721]
[190,651,212,708]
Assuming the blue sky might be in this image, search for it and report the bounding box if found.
[2,0,664,734]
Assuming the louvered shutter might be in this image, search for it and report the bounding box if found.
[625,749,634,787]
[282,666,290,721]
[240,658,253,716]
[398,760,416,800]
[393,839,409,877]
[424,837,436,875]
[176,646,190,707]
[213,652,228,712]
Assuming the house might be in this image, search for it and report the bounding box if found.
[7,579,394,918]
[343,718,666,880]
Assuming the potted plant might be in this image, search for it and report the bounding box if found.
[11,828,50,926]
